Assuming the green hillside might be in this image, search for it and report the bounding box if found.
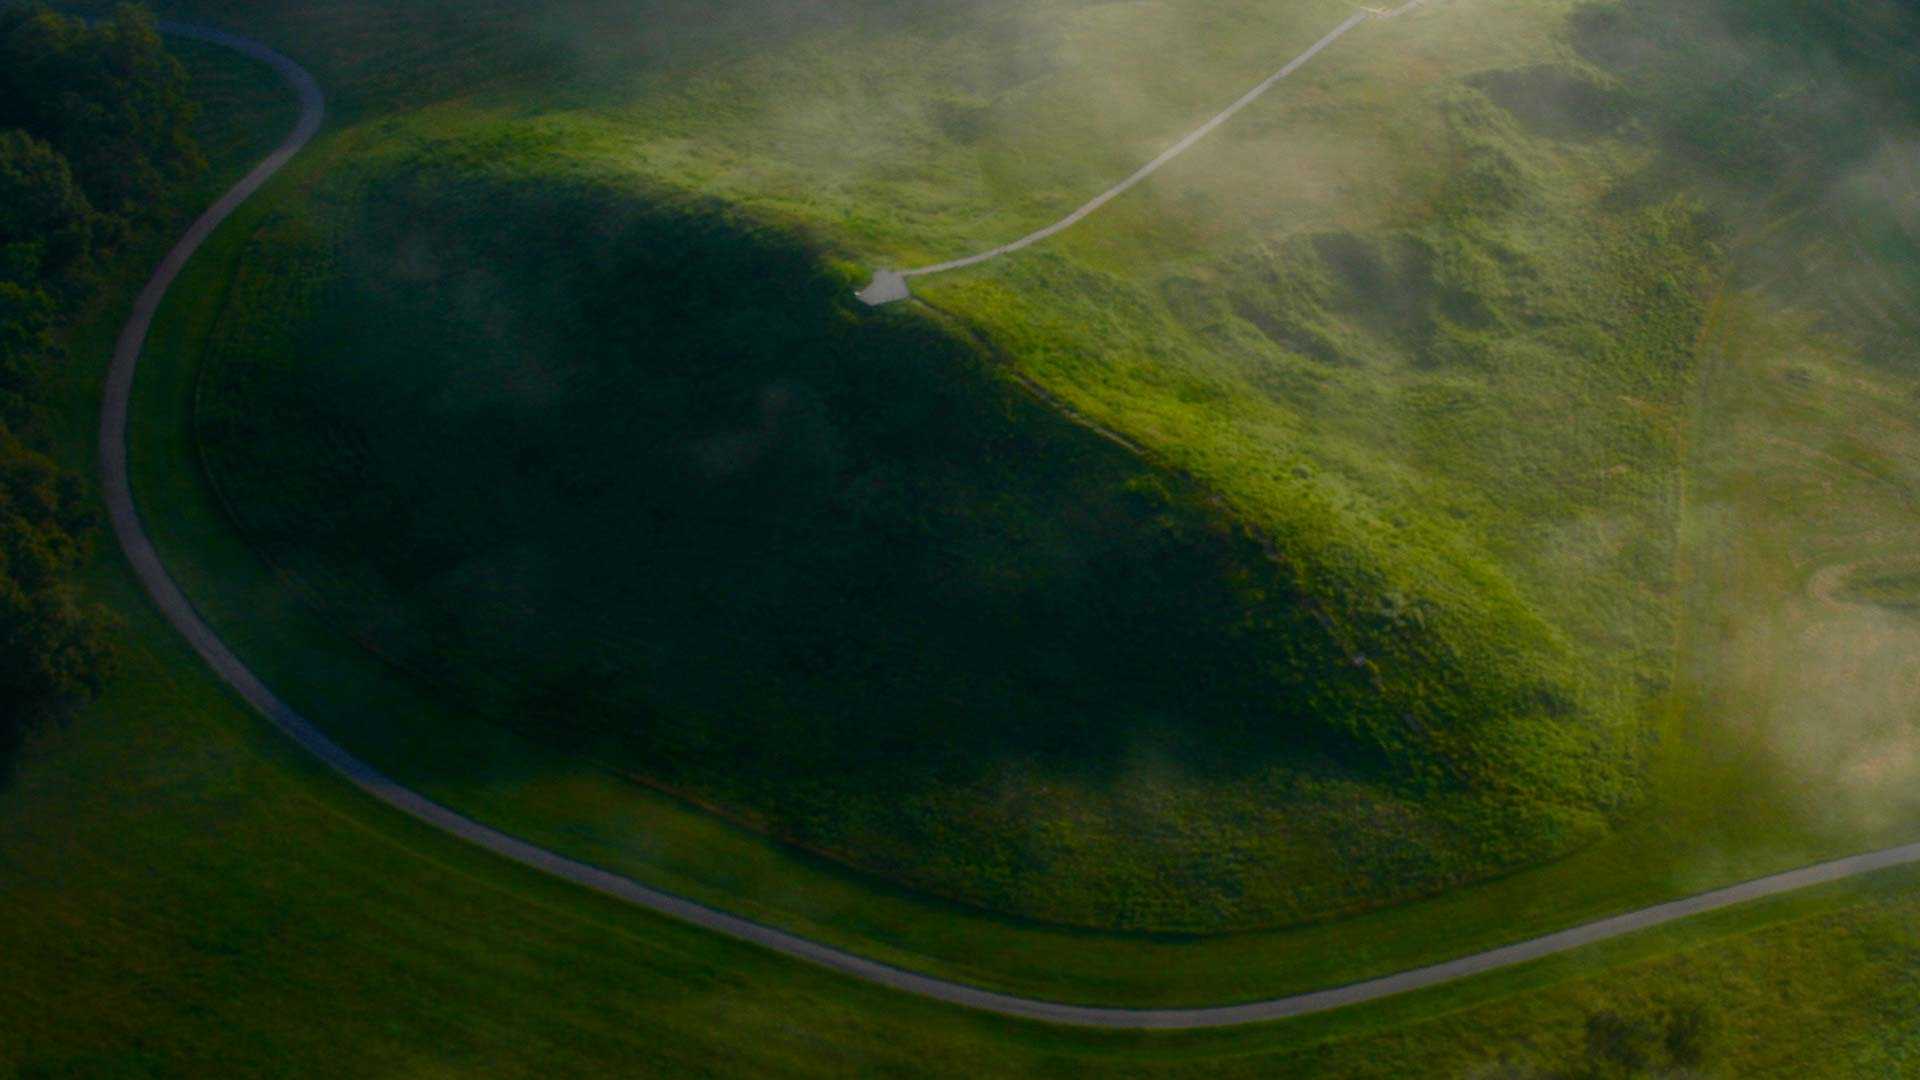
[149,0,1920,935]
[172,16,1630,932]
[189,146,1626,931]
[5,0,1920,1074]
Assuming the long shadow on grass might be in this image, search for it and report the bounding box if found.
[205,169,1374,777]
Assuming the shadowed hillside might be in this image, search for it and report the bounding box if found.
[149,0,1920,934]
[193,148,1632,929]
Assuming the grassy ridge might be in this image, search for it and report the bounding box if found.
[17,101,1920,1058]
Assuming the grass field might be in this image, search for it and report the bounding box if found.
[47,0,1910,996]
[8,4,1920,1076]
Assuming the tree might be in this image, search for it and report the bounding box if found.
[1586,1010,1669,1077]
[1661,1001,1716,1070]
[0,3,201,219]
[1472,1001,1723,1078]
[0,428,115,761]
[0,4,195,773]
[0,127,100,425]
[0,128,96,288]
[0,280,58,426]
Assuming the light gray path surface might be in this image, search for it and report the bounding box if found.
[106,22,1920,1032]
[857,0,1426,304]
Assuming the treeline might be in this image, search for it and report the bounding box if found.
[1,4,202,766]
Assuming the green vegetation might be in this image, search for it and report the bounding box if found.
[58,0,1906,972]
[7,0,1920,1075]
[0,3,204,767]
[5,0,1869,1014]
[0,424,107,763]
[186,134,1644,932]
[0,4,202,219]
[174,0,1711,935]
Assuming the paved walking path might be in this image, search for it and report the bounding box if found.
[857,0,1429,304]
[103,21,1920,1032]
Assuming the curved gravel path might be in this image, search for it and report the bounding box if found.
[103,22,1920,1032]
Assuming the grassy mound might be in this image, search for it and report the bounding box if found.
[162,0,1920,934]
[190,133,1639,930]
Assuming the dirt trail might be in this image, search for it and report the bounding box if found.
[103,20,1920,1032]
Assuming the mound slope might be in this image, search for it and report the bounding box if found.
[192,147,1634,930]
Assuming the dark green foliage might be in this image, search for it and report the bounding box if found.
[0,130,93,426]
[0,129,96,292]
[0,3,206,419]
[0,429,113,768]
[0,3,202,219]
[0,274,60,426]
[0,4,194,770]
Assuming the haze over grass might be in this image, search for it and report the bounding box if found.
[141,0,1920,932]
[15,24,1920,1075]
